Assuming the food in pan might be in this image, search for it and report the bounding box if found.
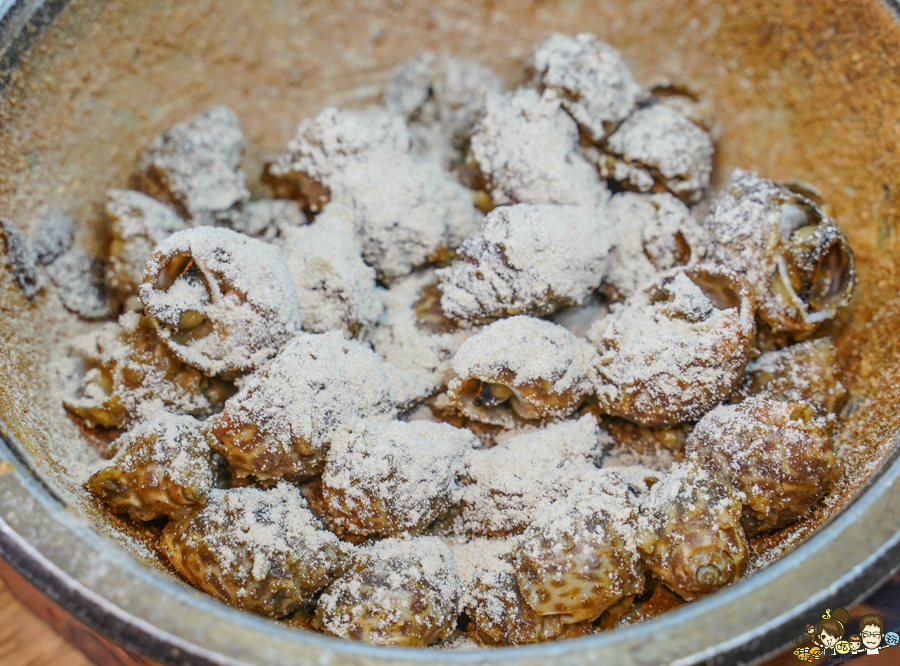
[30,30,857,649]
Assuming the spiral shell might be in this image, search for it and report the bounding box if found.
[316,536,461,646]
[448,316,596,427]
[637,461,748,600]
[88,412,213,521]
[686,398,841,536]
[160,483,349,618]
[514,471,644,623]
[590,265,755,427]
[140,226,301,375]
[704,169,856,332]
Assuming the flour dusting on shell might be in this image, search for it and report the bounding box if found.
[600,104,714,204]
[589,266,755,427]
[461,415,608,536]
[316,536,461,646]
[140,225,301,375]
[61,312,221,428]
[370,270,480,395]
[232,198,307,240]
[437,203,615,321]
[528,32,641,142]
[160,482,348,618]
[468,88,610,207]
[279,202,382,339]
[210,332,406,482]
[322,419,476,536]
[105,189,186,310]
[32,208,75,265]
[451,316,596,397]
[136,105,250,226]
[604,192,708,300]
[268,106,480,278]
[384,51,505,168]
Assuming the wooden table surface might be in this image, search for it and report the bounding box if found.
[0,575,91,666]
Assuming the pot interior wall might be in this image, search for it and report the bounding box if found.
[0,0,898,623]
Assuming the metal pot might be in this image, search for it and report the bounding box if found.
[2,0,900,664]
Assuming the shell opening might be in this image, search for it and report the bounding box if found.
[414,283,458,334]
[686,269,742,310]
[807,239,852,313]
[151,253,214,338]
[458,378,543,423]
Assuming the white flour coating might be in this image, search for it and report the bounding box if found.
[327,331,428,413]
[277,106,412,177]
[589,266,755,427]
[61,312,215,424]
[601,464,664,501]
[514,470,643,620]
[322,419,476,536]
[105,189,186,310]
[32,208,75,265]
[602,439,679,473]
[685,398,835,482]
[437,203,615,321]
[214,332,407,479]
[737,338,847,414]
[279,202,383,339]
[605,192,708,300]
[140,226,301,375]
[268,106,480,278]
[384,51,505,168]
[450,537,517,612]
[370,270,480,395]
[457,534,575,644]
[517,467,637,543]
[450,316,597,397]
[636,458,750,603]
[684,398,839,536]
[703,170,798,329]
[461,415,608,535]
[46,248,110,320]
[137,106,250,226]
[230,198,307,240]
[638,460,712,517]
[528,32,641,142]
[469,88,610,207]
[0,217,42,297]
[317,536,461,644]
[601,104,714,204]
[163,482,347,602]
[102,411,212,489]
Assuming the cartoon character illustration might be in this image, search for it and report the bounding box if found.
[793,645,822,662]
[794,607,896,661]
[816,608,849,656]
[861,613,885,654]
